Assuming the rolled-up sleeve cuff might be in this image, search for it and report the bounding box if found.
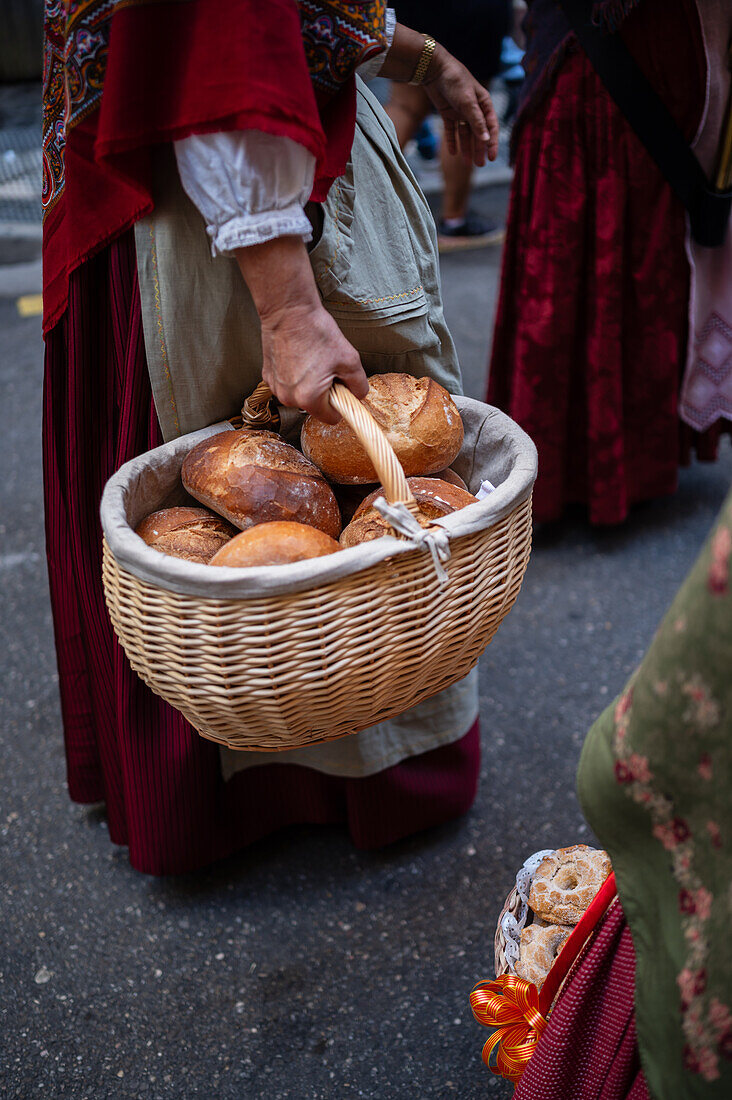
[210,205,313,255]
[356,7,396,81]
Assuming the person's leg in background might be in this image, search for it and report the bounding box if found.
[385,80,430,149]
[440,139,473,222]
[385,0,510,245]
[384,81,502,245]
[438,135,503,244]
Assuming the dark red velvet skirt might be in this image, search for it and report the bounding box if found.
[488,0,729,525]
[514,901,650,1100]
[42,231,480,876]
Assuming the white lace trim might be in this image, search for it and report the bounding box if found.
[356,7,397,81]
[210,207,313,255]
[500,849,556,973]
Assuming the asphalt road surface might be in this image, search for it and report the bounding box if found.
[2,171,731,1098]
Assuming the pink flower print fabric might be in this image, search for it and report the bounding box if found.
[579,488,732,1094]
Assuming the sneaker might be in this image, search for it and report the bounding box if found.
[437,215,505,252]
[415,120,438,161]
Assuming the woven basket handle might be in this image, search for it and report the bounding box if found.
[242,381,418,510]
[328,382,417,508]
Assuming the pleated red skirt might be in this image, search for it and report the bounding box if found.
[42,231,480,875]
[488,1,729,525]
[514,902,650,1099]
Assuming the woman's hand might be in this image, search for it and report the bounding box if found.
[378,27,499,167]
[236,235,368,424]
[259,300,368,424]
[423,46,500,167]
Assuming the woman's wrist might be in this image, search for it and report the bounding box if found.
[421,42,448,87]
[378,24,442,84]
[235,235,321,326]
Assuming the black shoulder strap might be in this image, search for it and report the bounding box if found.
[556,0,732,247]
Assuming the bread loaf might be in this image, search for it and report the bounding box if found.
[301,373,464,484]
[426,467,468,491]
[209,521,340,567]
[330,471,467,528]
[340,476,478,548]
[529,846,613,925]
[182,429,341,538]
[135,507,237,564]
[330,483,376,526]
[515,923,573,990]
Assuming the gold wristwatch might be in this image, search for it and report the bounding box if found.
[410,35,437,86]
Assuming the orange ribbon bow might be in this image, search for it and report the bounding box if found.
[469,974,548,1083]
[469,875,618,1084]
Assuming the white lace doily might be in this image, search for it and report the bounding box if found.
[500,849,556,972]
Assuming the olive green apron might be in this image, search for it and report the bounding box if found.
[578,490,732,1098]
[134,78,462,441]
[133,78,479,777]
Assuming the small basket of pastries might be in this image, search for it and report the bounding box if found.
[470,845,616,1085]
[100,373,537,751]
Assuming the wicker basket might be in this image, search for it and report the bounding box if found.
[101,383,536,751]
[494,885,524,978]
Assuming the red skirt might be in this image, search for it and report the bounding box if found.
[488,1,728,525]
[42,231,480,876]
[514,901,649,1100]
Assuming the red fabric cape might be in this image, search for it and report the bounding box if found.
[42,0,356,334]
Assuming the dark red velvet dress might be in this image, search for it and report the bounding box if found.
[488,0,729,525]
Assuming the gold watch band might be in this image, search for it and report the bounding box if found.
[409,35,436,86]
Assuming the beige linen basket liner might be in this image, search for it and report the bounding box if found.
[101,383,537,752]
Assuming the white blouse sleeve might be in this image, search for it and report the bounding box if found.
[174,130,316,255]
[356,7,396,82]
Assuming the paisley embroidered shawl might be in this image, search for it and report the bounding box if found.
[300,1,387,97]
[41,0,386,333]
[578,488,732,1097]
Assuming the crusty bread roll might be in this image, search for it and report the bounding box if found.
[330,468,469,528]
[339,476,478,548]
[529,846,613,926]
[426,467,468,491]
[209,521,340,567]
[301,373,464,484]
[182,429,341,539]
[330,483,376,526]
[135,507,237,564]
[326,459,468,527]
[515,923,573,990]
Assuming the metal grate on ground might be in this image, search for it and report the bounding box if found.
[0,125,42,230]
